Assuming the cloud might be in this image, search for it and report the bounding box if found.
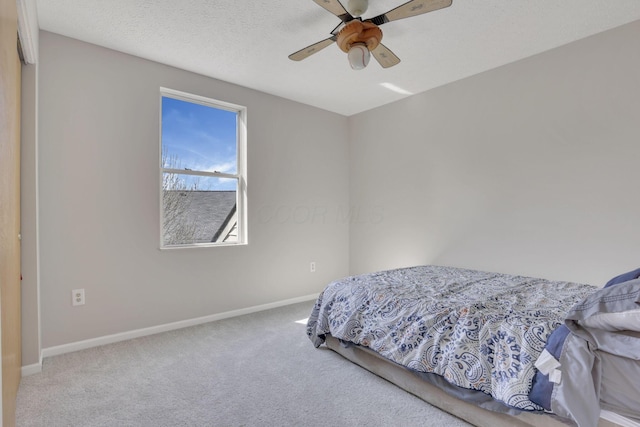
[161,95,238,179]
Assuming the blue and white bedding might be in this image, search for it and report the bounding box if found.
[307,265,640,427]
[307,266,595,410]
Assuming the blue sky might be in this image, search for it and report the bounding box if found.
[161,96,237,191]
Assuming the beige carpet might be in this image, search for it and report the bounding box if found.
[17,301,473,427]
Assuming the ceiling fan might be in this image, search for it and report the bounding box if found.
[289,0,452,70]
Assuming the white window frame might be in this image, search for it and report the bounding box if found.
[159,87,247,248]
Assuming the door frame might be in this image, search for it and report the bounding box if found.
[1,0,24,424]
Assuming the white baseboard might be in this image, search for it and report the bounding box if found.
[21,362,42,376]
[23,294,318,376]
[22,351,44,376]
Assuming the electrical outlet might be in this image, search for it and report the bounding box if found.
[72,289,85,306]
[310,262,316,273]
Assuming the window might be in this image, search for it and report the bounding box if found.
[160,88,247,248]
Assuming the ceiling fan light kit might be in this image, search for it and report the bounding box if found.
[289,0,453,70]
[337,20,381,70]
[347,43,371,70]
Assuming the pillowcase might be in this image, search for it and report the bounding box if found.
[567,278,640,332]
[580,308,640,331]
[604,267,640,288]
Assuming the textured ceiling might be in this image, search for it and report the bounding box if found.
[35,0,640,116]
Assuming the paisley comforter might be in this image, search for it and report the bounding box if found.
[307,265,596,411]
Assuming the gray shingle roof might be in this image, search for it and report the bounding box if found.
[163,190,236,244]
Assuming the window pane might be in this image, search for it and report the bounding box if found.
[161,97,237,174]
[162,174,238,246]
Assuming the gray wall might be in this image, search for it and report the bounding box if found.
[23,20,640,364]
[348,20,640,285]
[35,32,349,350]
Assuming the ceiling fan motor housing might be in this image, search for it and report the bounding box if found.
[336,20,382,53]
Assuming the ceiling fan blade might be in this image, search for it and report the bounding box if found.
[312,0,353,22]
[288,37,337,61]
[371,43,401,68]
[369,0,452,25]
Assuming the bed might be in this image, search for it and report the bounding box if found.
[307,265,640,427]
